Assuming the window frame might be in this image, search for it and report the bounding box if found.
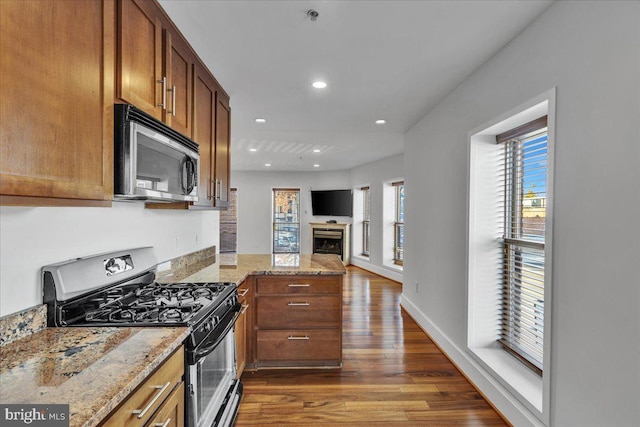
[393,181,404,266]
[272,188,301,254]
[361,186,370,257]
[466,88,555,421]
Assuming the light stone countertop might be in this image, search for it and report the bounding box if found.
[157,253,346,285]
[0,325,189,427]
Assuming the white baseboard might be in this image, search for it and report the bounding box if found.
[350,257,403,283]
[400,294,546,427]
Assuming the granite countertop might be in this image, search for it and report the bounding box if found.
[0,324,189,427]
[157,253,347,284]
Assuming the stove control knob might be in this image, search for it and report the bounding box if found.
[203,322,211,332]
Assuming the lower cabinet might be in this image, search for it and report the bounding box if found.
[253,275,343,368]
[101,346,184,427]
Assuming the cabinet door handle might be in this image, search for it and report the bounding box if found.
[215,180,222,200]
[153,419,171,427]
[287,302,310,306]
[238,288,249,297]
[209,180,214,200]
[240,304,249,314]
[158,77,167,108]
[287,335,310,340]
[168,85,176,116]
[288,284,310,287]
[132,381,171,419]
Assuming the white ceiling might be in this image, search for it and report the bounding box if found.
[159,0,553,172]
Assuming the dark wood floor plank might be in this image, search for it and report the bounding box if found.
[236,266,509,426]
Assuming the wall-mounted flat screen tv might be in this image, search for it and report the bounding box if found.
[311,190,353,217]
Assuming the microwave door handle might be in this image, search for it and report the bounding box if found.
[180,156,196,195]
[188,159,196,194]
[180,156,188,194]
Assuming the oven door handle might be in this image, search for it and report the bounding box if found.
[192,303,241,363]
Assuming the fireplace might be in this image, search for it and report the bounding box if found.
[310,223,351,265]
[313,229,344,260]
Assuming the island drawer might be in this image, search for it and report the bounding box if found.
[257,329,341,362]
[257,295,341,328]
[256,275,341,295]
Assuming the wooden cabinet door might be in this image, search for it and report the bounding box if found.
[117,0,163,120]
[163,29,193,138]
[0,0,114,205]
[146,382,185,427]
[214,94,231,208]
[191,63,215,207]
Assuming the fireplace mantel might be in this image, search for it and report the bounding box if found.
[310,223,351,265]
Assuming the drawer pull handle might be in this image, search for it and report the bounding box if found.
[287,335,310,340]
[238,288,249,297]
[132,381,171,419]
[287,302,310,306]
[288,284,311,287]
[154,419,171,427]
[240,304,249,314]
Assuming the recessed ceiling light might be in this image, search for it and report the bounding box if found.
[312,81,327,89]
[375,119,386,124]
[313,164,320,168]
[254,118,266,123]
[249,148,257,152]
[265,163,271,167]
[313,149,321,153]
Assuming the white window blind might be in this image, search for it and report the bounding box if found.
[497,116,548,375]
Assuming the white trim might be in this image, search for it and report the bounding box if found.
[351,257,403,283]
[401,294,546,427]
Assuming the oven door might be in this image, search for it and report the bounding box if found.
[186,305,241,427]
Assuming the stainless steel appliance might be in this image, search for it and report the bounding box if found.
[114,104,200,202]
[42,247,242,427]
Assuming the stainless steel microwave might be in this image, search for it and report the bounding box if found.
[114,104,199,202]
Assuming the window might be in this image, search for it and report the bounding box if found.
[361,186,370,257]
[273,188,300,253]
[497,116,548,374]
[468,91,554,417]
[393,181,404,265]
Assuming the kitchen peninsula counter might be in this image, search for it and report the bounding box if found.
[0,318,188,427]
[157,253,347,285]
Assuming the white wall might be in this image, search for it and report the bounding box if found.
[350,154,404,282]
[0,203,219,317]
[231,170,351,254]
[402,2,640,426]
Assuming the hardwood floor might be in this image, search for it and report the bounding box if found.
[236,266,509,426]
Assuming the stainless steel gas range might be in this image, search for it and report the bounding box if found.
[42,247,242,427]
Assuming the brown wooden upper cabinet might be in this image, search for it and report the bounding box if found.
[117,0,194,138]
[0,0,115,206]
[0,0,230,208]
[214,92,231,208]
[117,0,230,210]
[190,64,231,209]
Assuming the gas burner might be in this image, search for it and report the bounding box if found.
[159,307,192,322]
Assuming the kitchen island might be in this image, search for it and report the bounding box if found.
[158,252,347,370]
